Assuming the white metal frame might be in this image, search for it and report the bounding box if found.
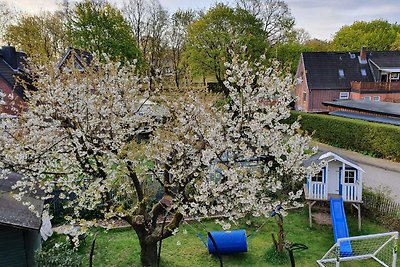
[317,232,398,267]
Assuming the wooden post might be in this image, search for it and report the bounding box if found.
[352,203,362,231]
[309,201,316,228]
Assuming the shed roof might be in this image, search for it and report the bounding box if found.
[323,99,400,117]
[330,111,400,126]
[368,51,400,68]
[0,172,44,230]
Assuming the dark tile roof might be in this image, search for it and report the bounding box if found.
[330,110,400,126]
[368,51,400,68]
[0,172,44,230]
[323,99,400,117]
[302,51,400,90]
[0,47,30,98]
[302,52,373,90]
[57,47,94,70]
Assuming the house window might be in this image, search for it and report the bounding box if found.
[361,69,367,76]
[390,73,400,81]
[339,92,349,99]
[338,69,345,78]
[303,92,307,102]
[312,170,323,182]
[344,170,356,184]
[363,96,371,101]
[373,96,380,101]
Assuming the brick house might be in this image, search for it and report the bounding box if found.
[295,47,400,113]
[0,46,34,116]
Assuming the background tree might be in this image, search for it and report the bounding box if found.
[70,0,141,63]
[168,9,197,88]
[5,12,69,63]
[123,0,169,78]
[331,20,400,51]
[184,4,268,89]
[304,38,331,52]
[0,1,15,42]
[236,0,295,45]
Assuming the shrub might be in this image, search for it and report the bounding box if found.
[35,242,83,267]
[265,245,289,265]
[289,111,400,161]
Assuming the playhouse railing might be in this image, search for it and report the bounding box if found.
[342,184,362,202]
[306,182,328,200]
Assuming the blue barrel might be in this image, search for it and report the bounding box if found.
[207,230,248,254]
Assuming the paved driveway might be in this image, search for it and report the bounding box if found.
[314,142,400,203]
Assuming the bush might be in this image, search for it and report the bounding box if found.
[35,242,83,267]
[289,111,400,161]
[264,245,289,265]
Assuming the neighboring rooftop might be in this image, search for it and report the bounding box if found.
[0,46,30,98]
[301,50,400,90]
[57,47,94,70]
[323,99,400,118]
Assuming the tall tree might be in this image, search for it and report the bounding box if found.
[70,0,141,63]
[123,0,169,77]
[184,4,268,89]
[331,20,400,51]
[236,0,295,45]
[5,12,69,63]
[168,9,196,88]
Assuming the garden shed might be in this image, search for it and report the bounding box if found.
[0,172,44,267]
[304,151,365,230]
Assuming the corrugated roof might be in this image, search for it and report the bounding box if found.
[323,99,400,117]
[330,111,400,126]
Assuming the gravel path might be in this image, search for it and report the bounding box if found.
[314,142,400,203]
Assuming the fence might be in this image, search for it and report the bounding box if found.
[362,189,400,219]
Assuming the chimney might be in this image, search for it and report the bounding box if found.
[360,46,367,62]
[2,46,18,69]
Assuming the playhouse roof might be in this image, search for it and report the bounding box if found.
[304,151,365,172]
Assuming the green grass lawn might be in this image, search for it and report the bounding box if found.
[61,208,397,266]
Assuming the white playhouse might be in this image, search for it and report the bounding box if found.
[304,151,364,230]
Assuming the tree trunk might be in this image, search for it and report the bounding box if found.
[140,240,158,267]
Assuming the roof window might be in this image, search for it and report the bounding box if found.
[338,69,345,78]
[361,69,367,76]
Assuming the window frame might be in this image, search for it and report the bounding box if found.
[302,92,307,102]
[373,96,380,101]
[338,69,345,78]
[339,92,349,100]
[390,73,400,81]
[361,69,367,76]
[363,96,372,101]
[311,170,324,183]
[344,170,356,184]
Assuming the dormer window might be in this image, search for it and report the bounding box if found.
[339,92,349,99]
[361,69,367,76]
[390,73,399,81]
[338,69,345,78]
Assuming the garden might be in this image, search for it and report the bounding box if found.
[40,208,398,267]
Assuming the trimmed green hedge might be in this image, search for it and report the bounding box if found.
[290,111,400,161]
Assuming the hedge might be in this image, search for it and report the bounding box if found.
[289,111,400,161]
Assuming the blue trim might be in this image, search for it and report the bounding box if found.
[339,167,342,195]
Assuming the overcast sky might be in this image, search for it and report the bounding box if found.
[4,0,399,40]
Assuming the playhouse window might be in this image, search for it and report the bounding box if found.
[344,170,356,184]
[312,171,323,182]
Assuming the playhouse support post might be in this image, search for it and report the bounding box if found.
[308,201,316,228]
[352,203,362,231]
